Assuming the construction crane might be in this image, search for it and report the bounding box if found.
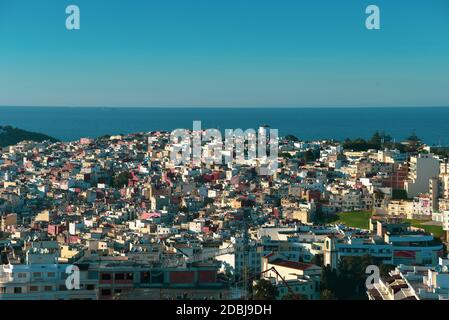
[231,265,303,300]
[259,266,303,300]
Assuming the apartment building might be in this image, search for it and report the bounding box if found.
[216,237,264,279]
[412,194,432,218]
[405,154,440,198]
[377,149,407,164]
[387,200,413,218]
[0,256,229,300]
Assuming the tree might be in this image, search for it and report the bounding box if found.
[337,255,375,299]
[321,255,376,300]
[312,254,323,267]
[342,138,373,151]
[392,189,408,200]
[280,152,293,159]
[369,131,383,147]
[320,289,335,300]
[282,292,306,300]
[342,131,394,151]
[407,130,420,143]
[0,125,59,147]
[203,197,215,206]
[303,150,318,163]
[379,264,395,278]
[320,265,338,297]
[369,131,392,149]
[404,130,422,153]
[1,252,9,265]
[285,134,299,142]
[253,279,277,300]
[112,171,132,188]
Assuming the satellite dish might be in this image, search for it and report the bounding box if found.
[442,266,448,273]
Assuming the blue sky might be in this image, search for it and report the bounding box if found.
[0,0,449,107]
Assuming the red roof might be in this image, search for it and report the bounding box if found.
[394,251,416,258]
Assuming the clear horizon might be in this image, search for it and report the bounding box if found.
[1,105,449,109]
[2,106,449,145]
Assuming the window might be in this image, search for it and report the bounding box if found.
[33,272,42,278]
[141,271,151,283]
[114,289,122,294]
[47,272,55,278]
[151,271,163,284]
[115,273,125,280]
[101,289,111,296]
[0,287,6,293]
[86,284,95,290]
[44,286,53,292]
[100,273,112,281]
[18,273,27,278]
[30,286,39,292]
[14,287,22,294]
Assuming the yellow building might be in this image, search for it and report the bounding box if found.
[387,200,413,218]
[35,210,50,222]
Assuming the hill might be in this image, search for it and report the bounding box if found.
[0,125,58,147]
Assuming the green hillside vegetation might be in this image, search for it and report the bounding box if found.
[406,219,444,238]
[0,125,58,147]
[324,211,444,238]
[342,130,422,153]
[334,211,372,229]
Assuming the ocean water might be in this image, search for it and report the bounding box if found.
[0,106,448,145]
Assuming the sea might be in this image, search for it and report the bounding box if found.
[0,106,448,145]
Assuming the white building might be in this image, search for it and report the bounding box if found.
[259,254,321,300]
[405,154,440,198]
[368,256,449,300]
[442,211,449,234]
[0,263,98,300]
[412,194,432,218]
[216,237,264,278]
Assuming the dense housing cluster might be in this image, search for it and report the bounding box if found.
[0,131,449,300]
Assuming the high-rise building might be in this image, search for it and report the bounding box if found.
[405,154,440,198]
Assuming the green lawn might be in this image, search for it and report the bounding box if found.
[334,211,372,230]
[322,211,445,238]
[406,219,444,238]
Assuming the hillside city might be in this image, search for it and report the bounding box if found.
[0,129,449,300]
